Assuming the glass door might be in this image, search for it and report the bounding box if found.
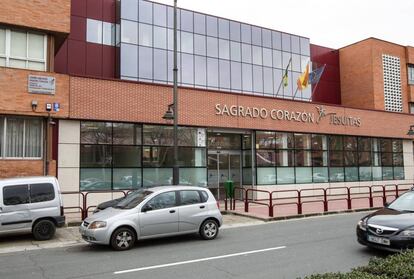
[207,151,241,200]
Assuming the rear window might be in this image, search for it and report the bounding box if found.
[199,191,209,203]
[3,185,29,205]
[30,183,55,203]
[180,190,201,205]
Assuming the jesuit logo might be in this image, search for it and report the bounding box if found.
[214,104,361,127]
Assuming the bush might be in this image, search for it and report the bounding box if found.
[303,250,414,279]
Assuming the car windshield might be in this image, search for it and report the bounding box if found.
[114,190,153,209]
[388,192,414,212]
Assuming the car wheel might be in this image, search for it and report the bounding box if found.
[33,220,56,241]
[110,227,136,251]
[199,219,219,240]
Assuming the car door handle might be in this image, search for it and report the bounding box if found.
[200,205,205,209]
[169,210,176,213]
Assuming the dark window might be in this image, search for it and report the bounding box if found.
[329,151,343,167]
[199,190,208,202]
[143,146,173,167]
[113,123,141,145]
[146,191,176,210]
[344,152,358,166]
[80,145,112,167]
[256,150,276,166]
[358,137,371,151]
[180,190,201,205]
[80,122,112,144]
[343,136,357,151]
[113,146,141,167]
[329,136,343,150]
[30,183,55,203]
[3,185,29,205]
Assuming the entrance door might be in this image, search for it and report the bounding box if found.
[207,151,241,200]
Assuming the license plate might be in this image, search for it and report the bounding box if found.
[367,235,390,246]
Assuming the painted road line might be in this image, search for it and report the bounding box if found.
[114,245,287,275]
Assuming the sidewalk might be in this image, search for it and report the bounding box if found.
[0,214,263,254]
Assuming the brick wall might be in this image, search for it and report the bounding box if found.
[0,68,70,118]
[70,76,414,139]
[0,160,44,178]
[340,38,409,113]
[0,0,70,34]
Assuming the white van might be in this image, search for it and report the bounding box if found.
[0,176,65,240]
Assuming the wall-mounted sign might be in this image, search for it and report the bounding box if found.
[28,75,56,95]
[215,104,362,127]
[53,103,60,112]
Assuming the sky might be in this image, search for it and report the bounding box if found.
[152,0,414,49]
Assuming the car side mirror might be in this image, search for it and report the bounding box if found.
[142,204,153,213]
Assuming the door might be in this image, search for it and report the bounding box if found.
[208,151,241,200]
[139,191,179,238]
[178,190,207,232]
[0,184,32,233]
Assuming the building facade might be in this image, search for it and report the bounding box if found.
[1,0,414,208]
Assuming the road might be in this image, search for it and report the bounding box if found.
[0,212,390,279]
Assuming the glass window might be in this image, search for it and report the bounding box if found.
[382,167,393,180]
[272,31,281,50]
[241,24,251,44]
[291,36,300,54]
[273,68,282,95]
[218,18,229,39]
[230,21,241,41]
[262,29,272,48]
[178,147,206,167]
[251,26,262,46]
[252,65,263,93]
[241,44,252,63]
[380,139,392,152]
[113,146,141,167]
[359,167,372,181]
[312,151,328,167]
[219,39,230,60]
[28,33,44,59]
[120,43,138,78]
[80,145,112,167]
[313,167,328,183]
[86,18,102,44]
[381,153,393,166]
[263,48,272,67]
[121,20,138,44]
[5,117,24,157]
[358,152,371,166]
[311,134,327,150]
[257,167,276,185]
[276,150,294,166]
[358,137,371,151]
[231,61,242,91]
[139,23,152,47]
[344,152,358,166]
[329,151,343,167]
[300,37,310,56]
[113,168,142,189]
[180,190,201,205]
[372,167,382,181]
[275,132,294,149]
[0,28,5,55]
[143,168,172,186]
[330,167,344,182]
[294,133,311,149]
[206,16,218,37]
[121,0,138,21]
[179,168,207,187]
[178,127,206,147]
[147,191,176,210]
[277,167,294,184]
[256,131,275,149]
[292,54,301,72]
[10,30,27,58]
[153,26,167,49]
[143,125,173,146]
[194,34,206,55]
[206,37,218,57]
[154,48,167,81]
[143,146,173,167]
[180,10,193,32]
[207,132,241,149]
[194,13,206,34]
[181,53,194,84]
[408,65,414,85]
[207,58,219,88]
[281,33,291,52]
[296,167,312,183]
[329,136,343,150]
[139,46,153,80]
[80,168,112,191]
[252,46,262,65]
[272,50,282,69]
[113,123,141,145]
[295,150,312,167]
[194,55,206,86]
[24,118,42,158]
[153,3,167,26]
[345,167,359,182]
[263,67,273,95]
[30,183,55,203]
[139,0,152,24]
[393,153,403,166]
[181,31,193,53]
[3,185,29,205]
[394,167,404,180]
[343,136,357,150]
[392,140,403,152]
[242,63,253,92]
[257,150,276,166]
[219,60,230,89]
[103,22,115,46]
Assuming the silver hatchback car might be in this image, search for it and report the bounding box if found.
[79,186,223,250]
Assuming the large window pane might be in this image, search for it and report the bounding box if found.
[275,132,294,149]
[296,167,312,183]
[120,43,138,77]
[359,152,372,166]
[392,140,403,152]
[138,46,152,80]
[295,150,311,167]
[242,63,252,92]
[344,152,358,166]
[80,168,111,191]
[257,167,276,185]
[294,133,311,149]
[358,137,371,151]
[113,168,142,189]
[281,33,291,52]
[273,50,282,69]
[103,22,115,46]
[178,127,205,147]
[291,36,300,54]
[329,151,343,167]
[121,20,138,44]
[87,19,102,44]
[230,21,241,41]
[153,26,167,49]
[194,34,206,55]
[80,122,113,144]
[206,16,218,37]
[0,29,5,55]
[241,24,251,44]
[180,168,207,187]
[181,31,193,53]
[230,61,242,91]
[262,48,272,68]
[10,30,27,58]
[6,118,24,157]
[207,132,241,149]
[329,167,344,182]
[194,13,206,34]
[153,3,167,26]
[143,125,173,146]
[218,18,229,39]
[24,118,42,157]
[207,37,218,57]
[113,123,141,145]
[230,41,241,61]
[251,26,262,46]
[181,53,194,84]
[154,49,167,81]
[262,29,272,48]
[394,167,404,180]
[256,131,275,149]
[329,135,343,150]
[180,10,193,32]
[252,46,262,65]
[80,145,112,167]
[311,134,327,150]
[121,0,138,21]
[300,37,310,56]
[359,167,372,181]
[139,0,152,24]
[257,150,276,166]
[219,39,230,60]
[381,153,393,166]
[276,150,294,166]
[139,23,152,47]
[194,55,206,86]
[345,167,359,182]
[277,167,294,184]
[113,146,141,167]
[272,31,281,50]
[143,146,173,167]
[179,148,206,167]
[219,60,230,89]
[28,33,44,60]
[207,58,219,88]
[313,167,328,183]
[312,151,328,167]
[380,139,392,152]
[382,167,393,180]
[263,67,273,95]
[143,168,173,186]
[393,153,403,166]
[241,43,252,63]
[372,167,382,181]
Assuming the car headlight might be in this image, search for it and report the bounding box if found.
[400,229,414,237]
[358,219,367,231]
[88,221,107,229]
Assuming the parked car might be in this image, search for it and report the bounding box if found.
[356,188,414,252]
[80,186,222,251]
[0,176,65,240]
[93,194,128,214]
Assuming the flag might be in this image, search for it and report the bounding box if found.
[282,58,292,87]
[309,64,326,85]
[296,62,310,90]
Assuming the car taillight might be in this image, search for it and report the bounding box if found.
[60,206,64,216]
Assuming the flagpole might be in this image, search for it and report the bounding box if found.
[275,57,291,97]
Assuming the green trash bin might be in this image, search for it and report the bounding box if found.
[224,180,234,199]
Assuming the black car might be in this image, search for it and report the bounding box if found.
[356,189,414,252]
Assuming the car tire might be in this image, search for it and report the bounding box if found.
[110,227,136,251]
[33,220,56,241]
[199,219,219,240]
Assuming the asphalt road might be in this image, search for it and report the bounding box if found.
[0,212,391,279]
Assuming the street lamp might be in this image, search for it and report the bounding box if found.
[407,125,414,136]
[162,104,174,121]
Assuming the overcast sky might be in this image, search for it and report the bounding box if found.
[152,0,413,49]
